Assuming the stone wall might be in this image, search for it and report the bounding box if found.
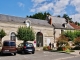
[0,21,25,46]
[32,25,54,46]
[0,21,54,47]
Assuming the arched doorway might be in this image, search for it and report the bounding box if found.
[10,32,16,41]
[36,32,43,47]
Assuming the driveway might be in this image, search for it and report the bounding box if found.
[0,51,80,60]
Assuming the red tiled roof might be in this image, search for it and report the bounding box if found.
[69,22,80,30]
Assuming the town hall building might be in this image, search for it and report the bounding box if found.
[0,14,74,47]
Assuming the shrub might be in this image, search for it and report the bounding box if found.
[57,45,71,51]
[57,34,69,47]
[57,47,63,51]
[74,37,80,46]
[65,45,71,50]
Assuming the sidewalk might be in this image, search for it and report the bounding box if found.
[35,47,43,51]
[70,50,80,56]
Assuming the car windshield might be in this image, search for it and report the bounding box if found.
[26,43,33,47]
[3,41,16,46]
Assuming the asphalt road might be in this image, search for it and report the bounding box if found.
[0,51,80,60]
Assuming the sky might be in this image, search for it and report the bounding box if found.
[0,0,80,22]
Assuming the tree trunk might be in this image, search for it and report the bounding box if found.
[23,41,28,45]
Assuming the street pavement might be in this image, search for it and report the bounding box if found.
[0,51,80,60]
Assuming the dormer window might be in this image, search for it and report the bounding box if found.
[62,23,67,28]
[26,20,31,27]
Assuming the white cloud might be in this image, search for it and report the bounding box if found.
[18,2,25,9]
[31,0,70,15]
[70,0,80,13]
[70,0,80,22]
[31,0,47,7]
[32,0,46,4]
[53,0,70,15]
[30,2,53,12]
[30,9,35,12]
[30,0,80,22]
[70,14,80,22]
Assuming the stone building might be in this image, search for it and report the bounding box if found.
[0,14,74,47]
[47,15,74,43]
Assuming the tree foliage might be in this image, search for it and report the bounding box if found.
[27,12,51,20]
[63,30,80,41]
[74,21,80,26]
[74,37,80,45]
[63,31,76,41]
[57,34,69,47]
[17,26,35,42]
[57,14,80,26]
[62,14,72,23]
[0,29,6,39]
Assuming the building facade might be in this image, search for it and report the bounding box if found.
[0,14,54,47]
[0,14,74,47]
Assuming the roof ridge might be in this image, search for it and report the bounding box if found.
[27,17,47,21]
[50,16,65,20]
[0,14,26,19]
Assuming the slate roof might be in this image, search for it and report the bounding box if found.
[0,14,26,23]
[26,18,52,27]
[49,16,74,29]
[0,14,74,29]
[0,14,52,27]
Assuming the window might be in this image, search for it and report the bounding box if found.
[3,42,16,46]
[26,43,33,47]
[10,32,16,41]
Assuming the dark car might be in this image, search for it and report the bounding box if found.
[17,42,35,54]
[1,40,17,55]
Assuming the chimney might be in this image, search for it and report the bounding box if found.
[49,17,52,25]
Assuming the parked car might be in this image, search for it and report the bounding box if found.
[1,40,17,55]
[17,42,35,54]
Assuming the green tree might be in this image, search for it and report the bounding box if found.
[0,29,6,46]
[17,26,35,43]
[74,31,80,37]
[63,31,80,41]
[63,31,76,41]
[74,21,80,26]
[78,22,80,26]
[63,14,73,23]
[27,12,51,20]
[0,29,6,40]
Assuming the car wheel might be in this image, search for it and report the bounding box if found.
[13,53,16,56]
[32,51,35,54]
[22,51,25,54]
[0,52,3,56]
